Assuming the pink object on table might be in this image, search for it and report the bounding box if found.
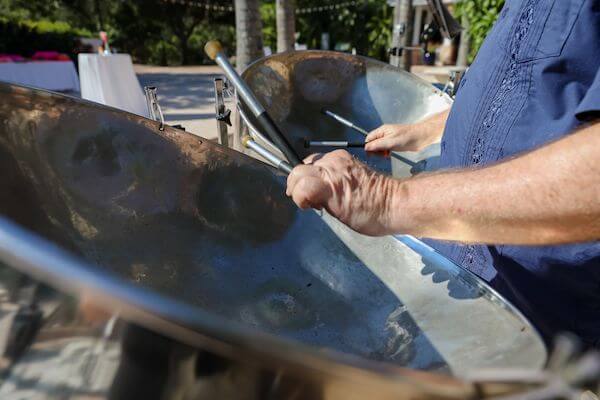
[0,54,25,62]
[32,51,61,61]
[0,57,13,63]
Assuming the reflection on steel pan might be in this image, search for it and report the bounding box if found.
[0,82,545,399]
[238,51,452,175]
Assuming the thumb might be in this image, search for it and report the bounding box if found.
[365,137,395,152]
[365,127,386,142]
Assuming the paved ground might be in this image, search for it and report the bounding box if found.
[135,65,222,140]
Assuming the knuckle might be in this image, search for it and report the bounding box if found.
[331,149,351,159]
[296,178,310,191]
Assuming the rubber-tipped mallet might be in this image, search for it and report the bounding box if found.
[242,135,293,175]
[321,109,370,136]
[304,139,365,148]
[319,109,395,157]
[205,41,301,166]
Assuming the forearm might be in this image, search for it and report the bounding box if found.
[388,123,600,245]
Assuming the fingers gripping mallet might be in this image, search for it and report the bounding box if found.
[204,41,302,166]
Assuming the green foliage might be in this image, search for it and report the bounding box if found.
[262,0,392,61]
[0,0,235,65]
[0,17,91,57]
[110,0,234,65]
[21,19,91,36]
[455,0,505,63]
[365,1,393,60]
[260,2,277,51]
[1,0,393,65]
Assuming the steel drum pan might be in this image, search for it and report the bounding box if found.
[0,79,545,400]
[238,51,452,175]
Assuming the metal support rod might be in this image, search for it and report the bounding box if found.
[204,41,301,166]
[242,136,292,175]
[390,0,413,70]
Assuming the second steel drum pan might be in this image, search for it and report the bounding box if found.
[239,51,452,175]
[0,72,545,399]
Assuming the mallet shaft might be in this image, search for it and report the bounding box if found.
[205,41,301,166]
[305,140,365,148]
[243,136,293,175]
[321,109,370,136]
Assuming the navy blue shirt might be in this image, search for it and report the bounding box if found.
[429,0,600,346]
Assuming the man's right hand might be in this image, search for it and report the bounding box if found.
[364,110,450,154]
[365,124,424,153]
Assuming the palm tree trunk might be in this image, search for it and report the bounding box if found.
[456,14,471,67]
[234,0,264,71]
[276,0,295,53]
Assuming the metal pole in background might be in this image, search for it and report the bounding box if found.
[390,0,413,71]
[456,14,471,67]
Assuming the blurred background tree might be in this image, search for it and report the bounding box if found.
[1,0,395,66]
[455,0,505,63]
[261,0,392,60]
[0,0,235,65]
[276,0,295,52]
[113,0,233,65]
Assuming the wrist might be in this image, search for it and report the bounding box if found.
[384,177,424,236]
[413,121,443,149]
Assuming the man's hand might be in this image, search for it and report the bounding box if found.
[286,150,397,236]
[365,124,426,153]
[364,110,449,153]
[287,122,600,245]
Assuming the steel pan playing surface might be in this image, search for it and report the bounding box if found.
[0,83,545,387]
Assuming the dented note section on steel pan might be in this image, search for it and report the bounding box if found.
[0,82,545,383]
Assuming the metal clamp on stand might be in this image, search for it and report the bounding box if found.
[214,78,232,147]
[144,86,165,131]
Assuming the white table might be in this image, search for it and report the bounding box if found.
[78,53,149,117]
[0,61,80,92]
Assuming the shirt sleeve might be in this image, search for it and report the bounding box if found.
[575,67,600,121]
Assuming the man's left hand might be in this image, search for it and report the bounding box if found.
[286,150,397,236]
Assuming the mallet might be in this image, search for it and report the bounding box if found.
[204,41,301,166]
[242,136,292,175]
[319,109,392,157]
[321,109,369,136]
[304,139,365,148]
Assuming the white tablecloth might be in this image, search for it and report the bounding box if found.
[78,53,149,117]
[0,61,80,92]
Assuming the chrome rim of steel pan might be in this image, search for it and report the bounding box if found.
[0,82,545,398]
